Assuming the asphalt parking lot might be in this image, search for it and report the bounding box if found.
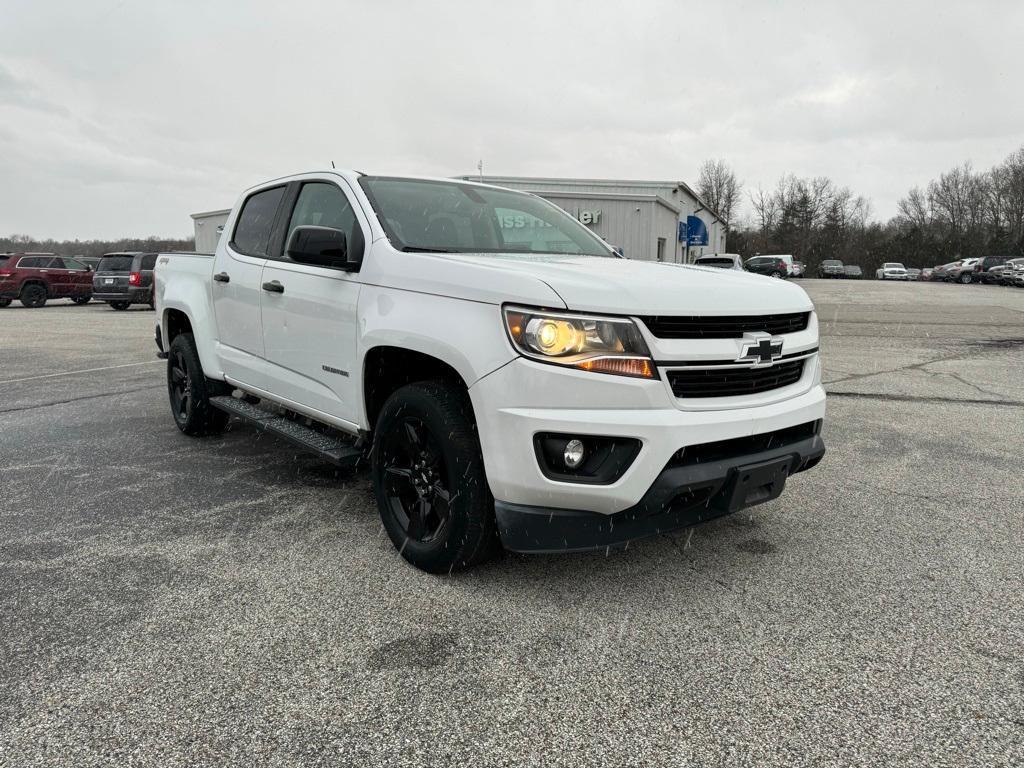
[1,282,1022,767]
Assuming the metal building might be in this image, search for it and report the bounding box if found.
[191,208,231,254]
[461,175,726,263]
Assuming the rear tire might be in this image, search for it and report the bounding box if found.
[19,284,47,308]
[167,333,230,436]
[769,271,782,279]
[0,298,11,308]
[372,380,496,573]
[110,301,130,311]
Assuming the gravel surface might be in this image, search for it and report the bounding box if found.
[1,283,1022,767]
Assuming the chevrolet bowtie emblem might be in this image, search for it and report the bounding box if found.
[738,332,784,367]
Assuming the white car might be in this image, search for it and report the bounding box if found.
[155,171,826,572]
[693,253,743,270]
[876,262,909,280]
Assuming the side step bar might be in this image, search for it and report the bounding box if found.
[209,396,364,469]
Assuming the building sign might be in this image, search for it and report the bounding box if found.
[576,209,601,225]
[682,215,708,246]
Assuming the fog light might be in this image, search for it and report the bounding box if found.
[563,439,585,469]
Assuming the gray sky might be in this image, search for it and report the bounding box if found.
[2,0,1022,240]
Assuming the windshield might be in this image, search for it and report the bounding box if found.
[359,177,613,257]
[97,255,134,272]
[884,263,904,269]
[823,260,842,266]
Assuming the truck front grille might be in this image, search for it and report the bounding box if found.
[639,312,810,339]
[667,360,805,398]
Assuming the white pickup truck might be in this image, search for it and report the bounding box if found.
[155,171,825,572]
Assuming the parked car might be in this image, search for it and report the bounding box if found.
[693,253,743,270]
[947,257,982,284]
[155,170,826,572]
[92,252,158,310]
[0,253,93,308]
[876,262,909,280]
[760,254,800,277]
[743,255,789,278]
[818,259,845,278]
[905,268,921,280]
[77,255,103,270]
[918,268,933,281]
[843,265,863,279]
[976,256,1016,284]
[930,261,960,281]
[1007,259,1024,287]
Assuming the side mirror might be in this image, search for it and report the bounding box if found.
[286,225,362,271]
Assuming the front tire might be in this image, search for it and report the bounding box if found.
[372,381,496,573]
[959,273,972,284]
[0,298,11,308]
[109,301,130,311]
[167,333,230,436]
[19,284,47,308]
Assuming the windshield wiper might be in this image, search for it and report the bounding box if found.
[400,246,455,253]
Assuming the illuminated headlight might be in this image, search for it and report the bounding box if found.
[503,306,655,379]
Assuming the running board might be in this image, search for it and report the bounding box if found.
[209,396,364,469]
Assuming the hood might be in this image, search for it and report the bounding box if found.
[431,253,814,315]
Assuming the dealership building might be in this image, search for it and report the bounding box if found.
[192,174,727,262]
[461,175,727,263]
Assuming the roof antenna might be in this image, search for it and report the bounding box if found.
[477,159,483,182]
[331,160,335,169]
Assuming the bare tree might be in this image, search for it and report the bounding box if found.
[696,159,742,231]
[749,186,778,251]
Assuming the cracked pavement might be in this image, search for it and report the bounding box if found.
[1,283,1023,767]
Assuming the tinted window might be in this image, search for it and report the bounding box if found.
[232,186,286,257]
[98,255,134,272]
[284,183,361,261]
[19,257,56,268]
[61,257,88,270]
[140,254,158,270]
[697,258,735,266]
[0,255,8,266]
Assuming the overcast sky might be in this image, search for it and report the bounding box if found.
[1,0,1022,240]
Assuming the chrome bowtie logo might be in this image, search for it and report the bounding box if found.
[738,331,784,367]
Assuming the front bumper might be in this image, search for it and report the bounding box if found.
[469,355,827,517]
[496,431,824,553]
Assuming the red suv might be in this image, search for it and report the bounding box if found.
[0,253,94,308]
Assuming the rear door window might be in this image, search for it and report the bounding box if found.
[140,254,158,270]
[98,255,134,272]
[232,186,286,257]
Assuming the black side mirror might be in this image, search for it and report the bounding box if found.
[286,225,362,271]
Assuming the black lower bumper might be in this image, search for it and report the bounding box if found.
[495,434,825,554]
[92,286,151,303]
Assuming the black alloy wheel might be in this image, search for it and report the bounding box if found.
[166,332,229,436]
[380,416,452,544]
[19,284,47,308]
[169,347,193,425]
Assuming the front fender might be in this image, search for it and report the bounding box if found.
[357,286,516,423]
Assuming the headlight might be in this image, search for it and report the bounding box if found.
[503,306,655,378]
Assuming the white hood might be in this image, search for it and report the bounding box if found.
[430,253,815,316]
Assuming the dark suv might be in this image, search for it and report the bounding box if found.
[743,256,788,278]
[0,253,94,308]
[976,255,1016,284]
[92,252,158,310]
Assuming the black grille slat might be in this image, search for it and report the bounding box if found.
[640,312,810,339]
[668,360,805,398]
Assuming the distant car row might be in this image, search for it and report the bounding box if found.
[0,252,157,309]
[924,256,1024,285]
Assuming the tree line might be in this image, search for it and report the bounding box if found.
[698,145,1024,274]
[1,234,195,258]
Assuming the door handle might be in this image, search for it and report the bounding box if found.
[262,280,284,294]
[213,272,230,283]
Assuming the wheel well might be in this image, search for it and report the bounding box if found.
[20,280,47,294]
[165,309,193,345]
[363,346,468,431]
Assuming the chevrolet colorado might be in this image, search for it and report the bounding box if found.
[154,171,826,572]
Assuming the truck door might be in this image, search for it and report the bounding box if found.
[259,179,364,426]
[213,184,286,389]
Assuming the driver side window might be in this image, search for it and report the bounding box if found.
[285,183,361,262]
